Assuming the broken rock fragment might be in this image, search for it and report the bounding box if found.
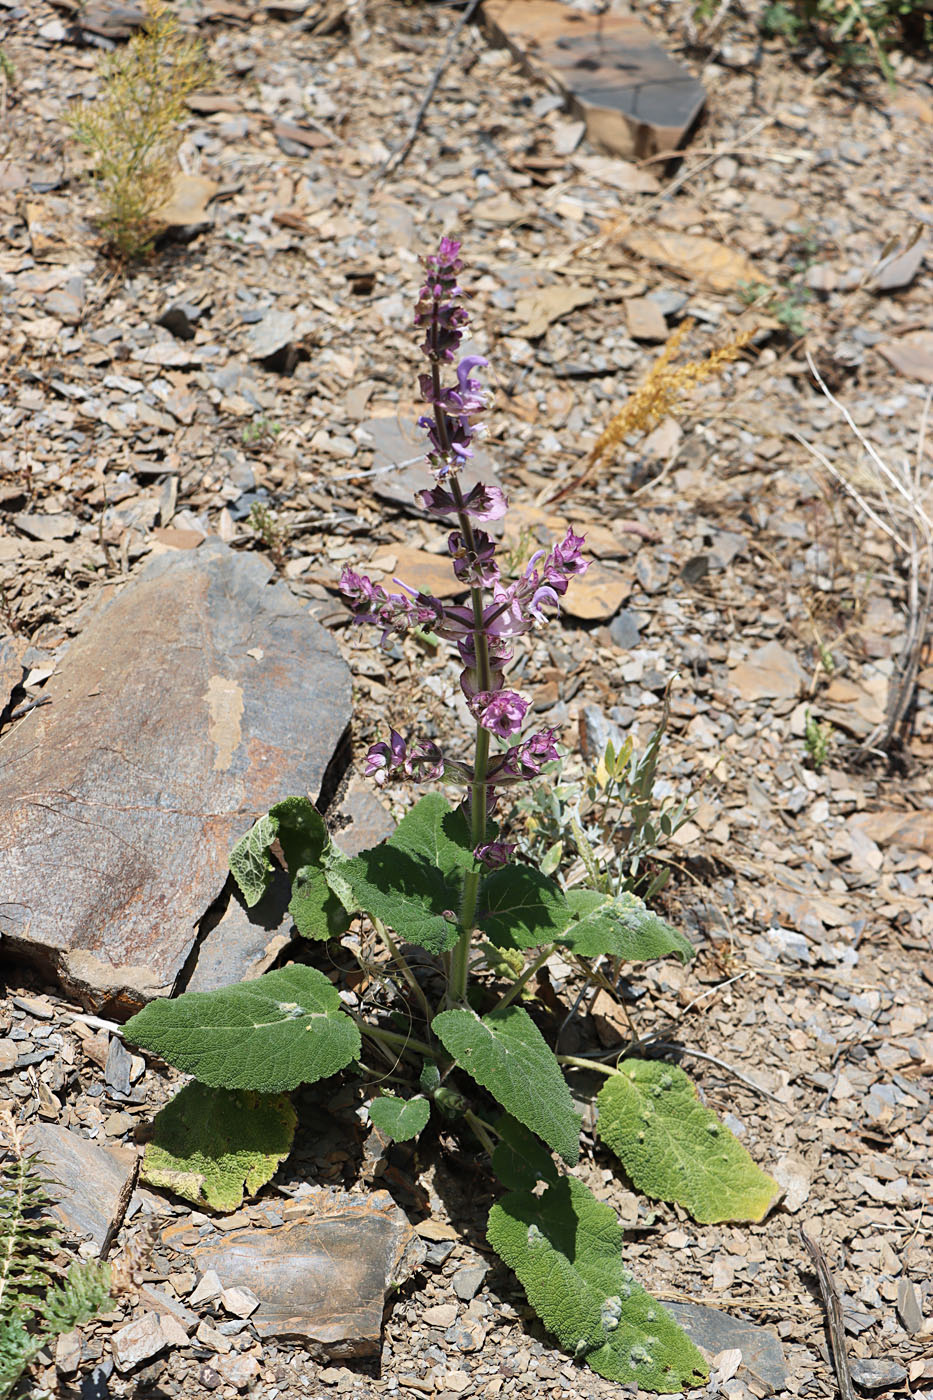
[163,1189,426,1357]
[0,541,351,1012]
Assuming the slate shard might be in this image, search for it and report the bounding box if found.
[665,1302,787,1393]
[0,541,351,1013]
[21,1123,136,1250]
[483,0,705,159]
[162,1189,426,1357]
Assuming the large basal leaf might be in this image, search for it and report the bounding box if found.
[596,1060,781,1224]
[341,793,475,954]
[487,1175,707,1393]
[433,1006,580,1165]
[142,1082,296,1212]
[229,796,349,940]
[556,888,695,965]
[478,865,569,950]
[368,1094,431,1143]
[124,966,361,1093]
[491,1114,560,1192]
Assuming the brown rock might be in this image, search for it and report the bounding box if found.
[560,561,630,622]
[878,331,933,385]
[0,541,351,1012]
[622,227,764,293]
[112,1312,170,1372]
[216,1353,262,1390]
[848,808,933,856]
[163,1188,425,1356]
[483,0,705,159]
[730,641,806,701]
[626,296,669,343]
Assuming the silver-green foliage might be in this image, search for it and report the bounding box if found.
[142,1083,297,1211]
[123,793,778,1394]
[433,1006,581,1165]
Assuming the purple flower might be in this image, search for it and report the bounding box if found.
[418,481,507,523]
[448,529,499,588]
[365,729,408,786]
[470,689,529,739]
[475,839,515,870]
[491,728,560,783]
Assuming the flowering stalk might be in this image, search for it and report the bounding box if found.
[340,237,588,1008]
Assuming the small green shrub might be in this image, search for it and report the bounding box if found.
[66,0,211,258]
[804,709,833,770]
[507,692,693,903]
[761,0,932,75]
[247,502,289,570]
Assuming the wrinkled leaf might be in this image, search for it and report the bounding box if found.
[488,1176,707,1392]
[142,1082,296,1212]
[596,1060,781,1224]
[557,888,695,964]
[125,965,361,1093]
[342,793,474,954]
[433,1006,580,1165]
[479,865,569,950]
[369,1094,431,1143]
[229,796,349,940]
[491,1114,561,1192]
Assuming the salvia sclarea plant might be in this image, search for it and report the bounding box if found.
[125,238,780,1392]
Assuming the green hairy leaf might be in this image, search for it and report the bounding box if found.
[142,1082,296,1212]
[342,793,475,954]
[491,1115,560,1192]
[124,965,361,1093]
[369,1095,431,1143]
[229,796,349,940]
[478,865,569,949]
[596,1060,781,1224]
[487,1176,707,1392]
[433,1006,580,1165]
[556,888,695,964]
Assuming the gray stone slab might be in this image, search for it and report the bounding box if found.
[186,867,295,995]
[0,636,25,711]
[0,541,351,1012]
[23,1122,136,1248]
[665,1302,787,1392]
[484,1,705,159]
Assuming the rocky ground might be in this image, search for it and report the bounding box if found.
[1,0,932,1398]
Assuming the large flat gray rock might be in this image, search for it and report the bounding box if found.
[0,541,351,1012]
[163,1189,425,1356]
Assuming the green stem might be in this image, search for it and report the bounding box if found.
[373,917,434,1026]
[463,1109,499,1156]
[556,1054,618,1078]
[492,943,556,1014]
[446,468,494,1010]
[358,1022,438,1063]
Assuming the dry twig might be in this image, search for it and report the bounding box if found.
[795,354,933,755]
[799,1229,858,1400]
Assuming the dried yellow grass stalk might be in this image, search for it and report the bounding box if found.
[67,0,211,259]
[587,319,757,475]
